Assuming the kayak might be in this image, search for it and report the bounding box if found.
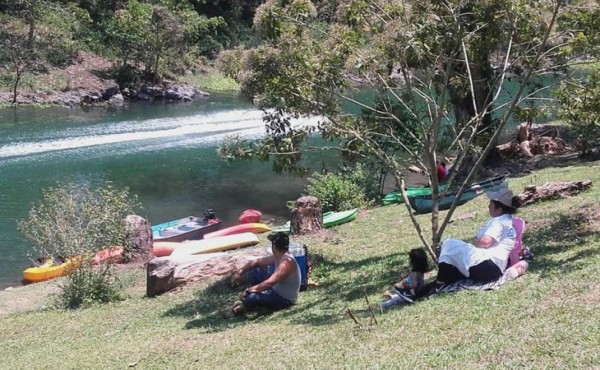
[91,247,124,265]
[238,209,262,224]
[323,208,358,227]
[158,232,261,257]
[203,223,271,239]
[383,185,448,206]
[270,208,359,234]
[409,175,508,214]
[152,216,222,242]
[23,247,127,283]
[22,257,82,283]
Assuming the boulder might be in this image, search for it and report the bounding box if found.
[108,93,124,107]
[122,215,152,262]
[146,249,266,297]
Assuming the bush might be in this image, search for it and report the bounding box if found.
[58,264,123,309]
[18,182,140,259]
[18,182,140,308]
[307,163,378,212]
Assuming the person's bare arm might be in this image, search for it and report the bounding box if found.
[231,255,276,286]
[246,257,294,293]
[473,236,496,249]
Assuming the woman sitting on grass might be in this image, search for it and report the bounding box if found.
[436,188,521,288]
[380,248,429,310]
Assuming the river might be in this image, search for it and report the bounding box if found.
[0,92,327,287]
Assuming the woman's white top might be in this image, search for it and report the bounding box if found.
[439,214,516,277]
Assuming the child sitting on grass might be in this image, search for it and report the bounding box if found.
[380,248,429,310]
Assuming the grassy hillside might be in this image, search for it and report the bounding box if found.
[1,161,599,369]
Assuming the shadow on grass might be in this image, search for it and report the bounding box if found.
[162,251,411,329]
[525,211,600,276]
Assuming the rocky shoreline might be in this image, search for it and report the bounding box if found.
[0,52,211,107]
[0,83,211,107]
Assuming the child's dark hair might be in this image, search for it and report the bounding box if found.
[409,248,429,273]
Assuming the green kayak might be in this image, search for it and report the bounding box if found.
[383,185,447,206]
[271,208,359,234]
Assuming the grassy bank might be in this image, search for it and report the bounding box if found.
[1,161,599,369]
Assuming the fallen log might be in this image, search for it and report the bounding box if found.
[517,180,592,207]
[146,248,267,297]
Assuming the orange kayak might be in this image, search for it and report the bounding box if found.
[92,247,124,265]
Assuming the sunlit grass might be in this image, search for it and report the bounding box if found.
[0,161,599,368]
[178,71,240,92]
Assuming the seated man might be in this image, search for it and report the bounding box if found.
[228,232,301,316]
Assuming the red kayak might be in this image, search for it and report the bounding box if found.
[203,223,271,239]
[238,209,262,224]
[92,247,124,265]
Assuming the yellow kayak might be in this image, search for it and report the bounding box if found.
[169,232,260,257]
[22,257,82,283]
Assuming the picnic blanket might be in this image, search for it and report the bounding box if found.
[438,260,529,294]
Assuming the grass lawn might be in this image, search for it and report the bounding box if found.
[1,161,599,369]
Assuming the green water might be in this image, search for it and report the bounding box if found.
[0,94,328,287]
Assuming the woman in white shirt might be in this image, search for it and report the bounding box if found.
[437,188,521,285]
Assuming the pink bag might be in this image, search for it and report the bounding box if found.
[508,216,525,268]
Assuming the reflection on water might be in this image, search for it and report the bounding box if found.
[0,96,331,287]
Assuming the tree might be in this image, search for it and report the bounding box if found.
[220,0,569,261]
[0,16,39,103]
[556,2,600,153]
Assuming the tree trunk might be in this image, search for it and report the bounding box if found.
[122,215,152,262]
[290,195,323,235]
[146,249,267,297]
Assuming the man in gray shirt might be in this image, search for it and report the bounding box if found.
[229,232,301,317]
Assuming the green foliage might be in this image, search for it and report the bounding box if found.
[58,264,123,309]
[557,70,600,151]
[18,182,140,260]
[307,163,377,212]
[215,47,246,80]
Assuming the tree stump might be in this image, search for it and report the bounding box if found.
[517,180,592,207]
[290,196,323,235]
[122,215,152,262]
[146,249,267,297]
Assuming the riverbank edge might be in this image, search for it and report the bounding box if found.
[0,51,239,108]
[1,156,598,313]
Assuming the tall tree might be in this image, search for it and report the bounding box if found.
[220,0,569,260]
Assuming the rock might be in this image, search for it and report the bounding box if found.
[122,215,152,262]
[101,85,120,100]
[146,249,266,297]
[108,93,124,107]
[140,86,164,98]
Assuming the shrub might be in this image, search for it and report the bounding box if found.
[18,182,140,308]
[307,163,378,212]
[58,264,123,309]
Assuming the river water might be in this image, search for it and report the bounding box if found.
[0,93,326,287]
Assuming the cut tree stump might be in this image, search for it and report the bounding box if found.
[517,180,592,207]
[146,248,267,297]
[123,215,152,262]
[290,195,323,235]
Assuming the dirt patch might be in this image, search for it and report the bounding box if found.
[0,280,61,318]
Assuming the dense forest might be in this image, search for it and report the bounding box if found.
[0,1,598,151]
[0,0,268,99]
